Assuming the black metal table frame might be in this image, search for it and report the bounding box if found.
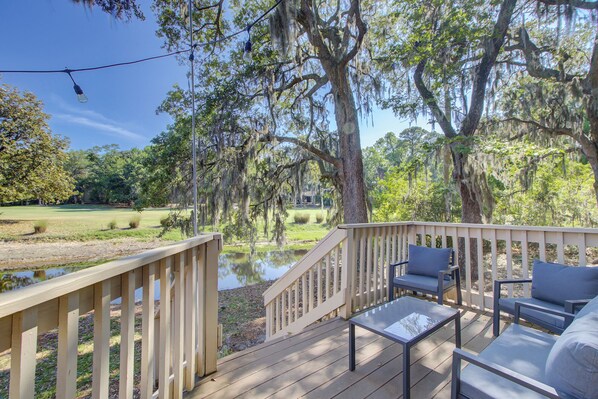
[349,303,461,399]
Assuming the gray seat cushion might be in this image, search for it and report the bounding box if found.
[498,297,566,329]
[393,274,454,293]
[532,260,598,306]
[545,296,598,399]
[406,244,451,278]
[460,324,558,399]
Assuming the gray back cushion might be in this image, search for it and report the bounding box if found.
[545,307,598,399]
[407,244,452,278]
[531,260,598,306]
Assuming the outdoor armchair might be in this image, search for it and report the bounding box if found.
[451,294,598,399]
[388,244,462,305]
[493,259,598,336]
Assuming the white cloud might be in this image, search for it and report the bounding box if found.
[54,113,146,141]
[50,95,146,142]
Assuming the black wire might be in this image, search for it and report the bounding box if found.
[0,0,284,75]
[250,0,284,29]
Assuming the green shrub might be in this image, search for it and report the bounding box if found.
[160,215,170,227]
[129,215,141,229]
[315,213,324,223]
[294,213,310,224]
[33,220,48,234]
[108,220,118,230]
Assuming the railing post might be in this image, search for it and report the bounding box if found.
[203,235,221,375]
[340,228,355,319]
[92,280,111,399]
[57,292,79,399]
[10,307,38,399]
[408,224,416,245]
[141,263,156,399]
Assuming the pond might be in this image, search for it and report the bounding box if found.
[0,249,308,295]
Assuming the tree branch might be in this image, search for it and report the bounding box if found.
[499,117,574,137]
[460,0,517,136]
[261,133,340,167]
[508,27,579,82]
[340,0,367,67]
[413,59,458,138]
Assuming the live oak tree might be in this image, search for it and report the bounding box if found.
[153,0,373,224]
[0,85,74,203]
[495,1,598,205]
[373,0,517,224]
[265,0,371,223]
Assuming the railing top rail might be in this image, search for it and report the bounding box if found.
[339,221,598,234]
[0,233,222,319]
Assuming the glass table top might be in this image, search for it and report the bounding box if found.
[349,296,459,343]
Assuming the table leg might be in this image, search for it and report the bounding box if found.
[455,314,461,348]
[403,344,410,399]
[349,323,355,371]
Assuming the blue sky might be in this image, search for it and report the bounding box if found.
[0,1,429,150]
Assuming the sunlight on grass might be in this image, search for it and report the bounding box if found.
[0,205,330,245]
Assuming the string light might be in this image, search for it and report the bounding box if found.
[244,25,253,62]
[0,0,285,101]
[65,70,87,103]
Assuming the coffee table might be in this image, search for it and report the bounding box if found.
[349,296,461,399]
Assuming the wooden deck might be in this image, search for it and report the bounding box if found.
[187,308,502,399]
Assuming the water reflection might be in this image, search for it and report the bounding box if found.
[0,249,307,294]
[218,249,305,290]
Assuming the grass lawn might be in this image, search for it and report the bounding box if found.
[0,205,330,244]
[0,205,182,241]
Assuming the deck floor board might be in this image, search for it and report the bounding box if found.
[187,308,504,399]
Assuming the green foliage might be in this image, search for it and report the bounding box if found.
[107,220,118,230]
[315,213,324,223]
[66,145,148,206]
[372,169,460,223]
[293,213,310,224]
[33,220,48,234]
[488,141,598,227]
[128,215,141,229]
[0,85,74,203]
[159,215,170,227]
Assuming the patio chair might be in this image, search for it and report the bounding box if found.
[388,244,462,305]
[493,259,598,336]
[451,294,598,399]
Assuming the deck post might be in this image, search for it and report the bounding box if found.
[203,235,221,375]
[340,227,355,319]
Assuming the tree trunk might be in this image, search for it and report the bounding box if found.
[452,149,483,284]
[329,67,369,224]
[586,32,598,206]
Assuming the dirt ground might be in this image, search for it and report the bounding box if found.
[0,238,173,270]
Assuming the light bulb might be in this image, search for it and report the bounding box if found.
[243,39,252,62]
[73,84,88,103]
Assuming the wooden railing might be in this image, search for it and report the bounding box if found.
[264,222,598,340]
[263,228,350,340]
[0,233,222,399]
